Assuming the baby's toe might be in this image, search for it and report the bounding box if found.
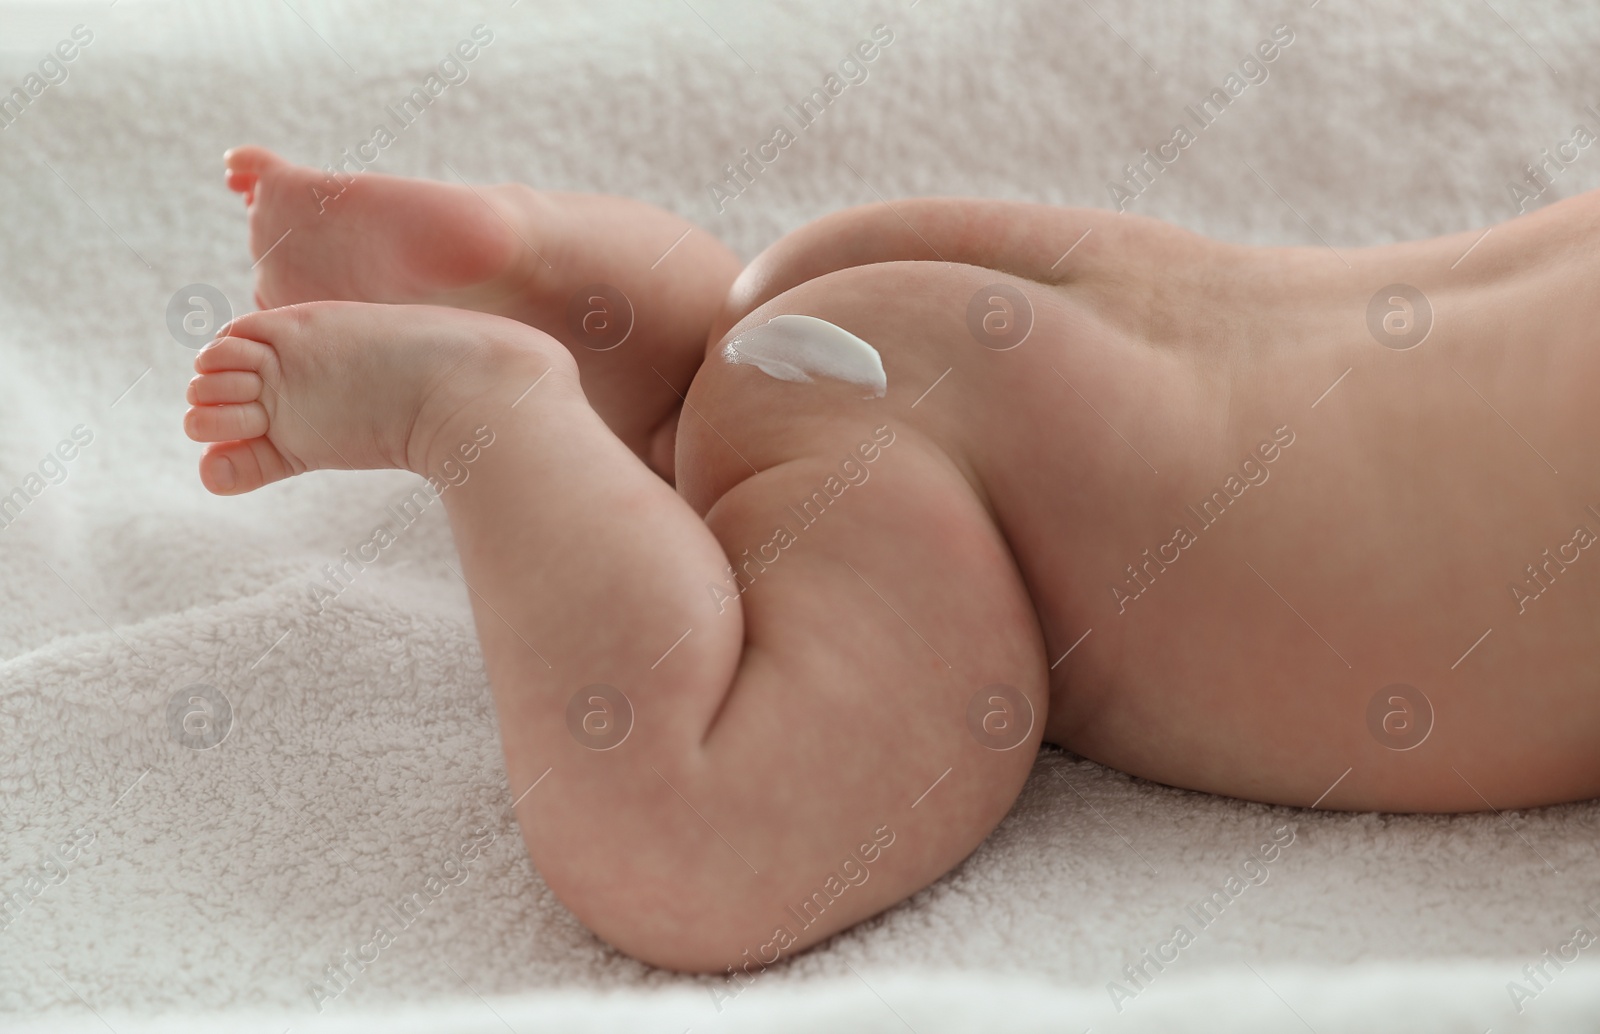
[223,145,285,202]
[187,370,262,405]
[185,401,269,443]
[200,438,293,495]
[195,335,276,376]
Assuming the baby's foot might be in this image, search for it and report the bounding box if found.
[224,147,743,476]
[224,146,531,312]
[183,300,569,494]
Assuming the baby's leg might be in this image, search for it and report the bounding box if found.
[712,197,1203,340]
[182,300,1043,971]
[223,147,742,475]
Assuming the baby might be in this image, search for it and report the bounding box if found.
[187,146,1600,973]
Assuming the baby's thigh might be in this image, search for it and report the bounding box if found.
[713,197,1110,341]
[637,266,1049,970]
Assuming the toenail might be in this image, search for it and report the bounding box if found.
[213,456,237,490]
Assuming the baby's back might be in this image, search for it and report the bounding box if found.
[973,203,1600,813]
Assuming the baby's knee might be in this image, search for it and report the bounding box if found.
[563,877,763,973]
[543,819,914,975]
[528,805,804,973]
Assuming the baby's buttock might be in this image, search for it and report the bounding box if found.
[691,246,1600,815]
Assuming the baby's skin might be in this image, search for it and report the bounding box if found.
[189,147,1600,971]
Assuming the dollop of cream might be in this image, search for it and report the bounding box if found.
[721,314,886,398]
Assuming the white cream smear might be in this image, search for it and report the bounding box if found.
[721,314,886,398]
